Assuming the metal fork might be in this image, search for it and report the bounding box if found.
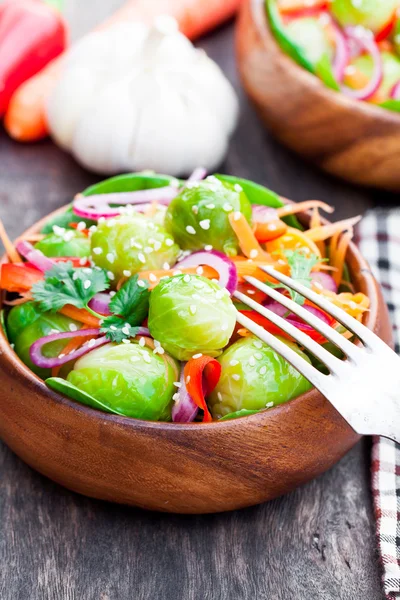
[233,266,400,442]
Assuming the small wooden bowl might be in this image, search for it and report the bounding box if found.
[236,0,400,191]
[0,206,392,514]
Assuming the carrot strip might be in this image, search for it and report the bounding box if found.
[5,0,241,142]
[228,212,270,260]
[266,227,322,258]
[0,220,22,263]
[58,305,100,327]
[276,200,334,218]
[304,216,361,242]
[332,229,353,286]
[310,207,326,258]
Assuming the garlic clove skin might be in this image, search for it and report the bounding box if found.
[46,20,239,177]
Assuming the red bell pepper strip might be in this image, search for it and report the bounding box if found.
[184,356,222,423]
[375,13,397,43]
[0,0,68,117]
[0,262,43,293]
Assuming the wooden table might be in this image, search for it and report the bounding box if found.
[0,2,393,598]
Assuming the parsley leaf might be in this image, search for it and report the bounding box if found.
[100,275,150,342]
[31,262,110,312]
[284,250,320,305]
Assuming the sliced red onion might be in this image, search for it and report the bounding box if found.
[16,240,54,272]
[30,329,108,369]
[341,26,383,100]
[88,293,112,316]
[390,80,400,100]
[252,205,279,222]
[73,186,179,220]
[311,271,338,293]
[265,301,333,330]
[172,364,198,423]
[177,250,238,295]
[187,167,207,183]
[328,16,349,82]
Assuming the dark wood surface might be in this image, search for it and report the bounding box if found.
[0,1,394,598]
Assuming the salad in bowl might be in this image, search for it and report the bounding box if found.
[0,169,369,425]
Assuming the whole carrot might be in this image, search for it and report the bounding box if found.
[5,0,241,143]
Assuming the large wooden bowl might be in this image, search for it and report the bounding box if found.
[236,0,400,191]
[0,206,392,514]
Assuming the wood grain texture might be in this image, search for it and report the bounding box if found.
[0,0,390,597]
[236,0,400,192]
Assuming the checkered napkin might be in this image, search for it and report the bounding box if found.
[356,210,400,599]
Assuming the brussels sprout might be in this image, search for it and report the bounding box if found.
[13,312,81,379]
[331,0,397,34]
[148,274,237,361]
[90,215,180,281]
[345,51,400,99]
[208,335,312,419]
[34,229,91,258]
[67,342,177,421]
[164,177,252,256]
[7,301,43,343]
[284,17,333,66]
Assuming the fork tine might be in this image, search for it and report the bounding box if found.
[243,275,360,359]
[235,311,329,391]
[260,265,374,346]
[234,290,345,374]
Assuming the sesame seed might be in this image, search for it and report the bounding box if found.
[249,356,256,366]
[92,247,103,255]
[123,270,131,278]
[268,223,277,231]
[186,376,191,384]
[163,262,170,271]
[69,324,78,332]
[53,225,65,235]
[122,338,130,344]
[192,206,199,214]
[247,290,255,295]
[249,249,258,259]
[204,245,213,251]
[166,239,174,247]
[98,217,106,224]
[77,221,86,231]
[173,382,181,388]
[79,257,87,266]
[154,347,165,355]
[254,352,263,359]
[196,266,204,275]
[223,203,233,212]
[259,366,267,375]
[172,270,182,276]
[199,219,210,230]
[149,273,157,283]
[110,325,117,331]
[63,230,75,241]
[217,392,222,401]
[137,280,145,287]
[253,341,263,349]
[83,280,91,290]
[107,271,115,280]
[186,225,196,235]
[206,203,215,209]
[233,212,241,221]
[173,393,180,402]
[143,353,151,363]
[234,184,243,192]
[144,246,153,254]
[58,353,65,359]
[192,353,203,359]
[122,326,130,335]
[72,272,79,281]
[88,339,96,348]
[109,291,116,297]
[183,274,191,283]
[190,305,197,315]
[138,253,146,263]
[266,401,274,408]
[139,337,146,347]
[232,374,241,381]
[153,241,162,251]
[106,253,115,263]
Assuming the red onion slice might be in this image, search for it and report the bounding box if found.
[341,26,383,100]
[16,240,54,273]
[177,250,238,295]
[172,364,198,423]
[328,16,349,82]
[265,301,334,331]
[88,293,112,316]
[187,167,207,183]
[73,186,179,220]
[311,271,338,293]
[252,205,279,222]
[390,80,400,100]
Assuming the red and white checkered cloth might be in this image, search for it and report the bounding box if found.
[357,210,400,600]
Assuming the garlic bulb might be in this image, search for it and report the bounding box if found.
[46,17,239,176]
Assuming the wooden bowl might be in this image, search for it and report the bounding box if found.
[236,0,400,191]
[0,206,392,514]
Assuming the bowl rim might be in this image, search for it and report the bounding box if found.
[0,201,379,431]
[250,0,400,124]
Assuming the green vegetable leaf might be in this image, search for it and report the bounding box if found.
[100,275,150,342]
[31,262,109,312]
[315,54,340,91]
[40,206,95,234]
[46,377,125,416]
[284,250,320,305]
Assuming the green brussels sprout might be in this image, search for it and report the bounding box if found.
[164,177,252,256]
[208,335,312,419]
[331,0,397,34]
[345,51,400,99]
[34,229,90,258]
[7,301,43,343]
[67,341,177,421]
[90,215,180,281]
[284,17,333,66]
[13,312,81,379]
[148,274,237,361]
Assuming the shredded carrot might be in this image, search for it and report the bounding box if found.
[310,207,326,258]
[3,293,32,306]
[228,212,270,260]
[329,229,340,267]
[332,229,353,286]
[266,227,322,258]
[304,216,361,242]
[16,233,45,243]
[0,220,21,263]
[276,200,334,218]
[320,291,370,320]
[58,305,100,327]
[378,40,394,53]
[51,325,94,377]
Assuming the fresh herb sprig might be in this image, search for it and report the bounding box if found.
[284,249,320,305]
